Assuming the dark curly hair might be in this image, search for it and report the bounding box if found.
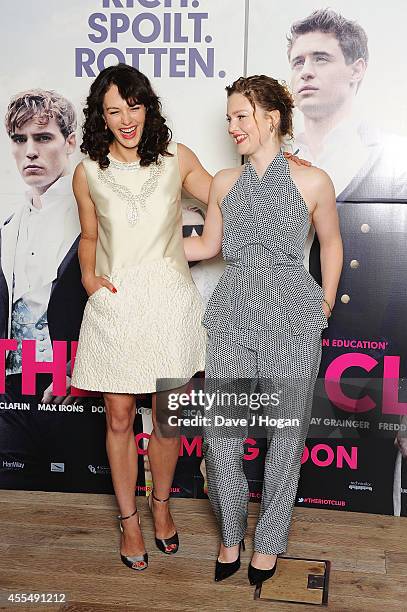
[226,75,294,141]
[81,63,173,168]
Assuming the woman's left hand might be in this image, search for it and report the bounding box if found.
[283,151,311,166]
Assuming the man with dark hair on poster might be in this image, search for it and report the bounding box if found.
[0,89,93,489]
[287,8,407,200]
[287,9,407,515]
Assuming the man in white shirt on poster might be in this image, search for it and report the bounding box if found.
[0,90,88,486]
[287,9,407,516]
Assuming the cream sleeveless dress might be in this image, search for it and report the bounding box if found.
[71,142,206,394]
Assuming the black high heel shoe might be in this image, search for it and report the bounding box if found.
[117,508,148,571]
[248,556,277,586]
[215,539,245,582]
[148,490,179,554]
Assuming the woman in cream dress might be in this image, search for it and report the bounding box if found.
[73,139,206,393]
[71,64,209,571]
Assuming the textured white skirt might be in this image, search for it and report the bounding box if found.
[71,260,207,394]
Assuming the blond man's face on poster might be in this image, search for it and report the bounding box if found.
[10,116,75,193]
[289,31,366,120]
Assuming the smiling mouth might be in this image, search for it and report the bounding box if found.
[119,126,138,139]
[233,134,248,145]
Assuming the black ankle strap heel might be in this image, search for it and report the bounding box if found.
[117,508,148,571]
[148,490,179,555]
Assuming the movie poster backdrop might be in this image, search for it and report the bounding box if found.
[1,0,406,517]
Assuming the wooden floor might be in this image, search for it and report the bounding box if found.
[0,490,406,611]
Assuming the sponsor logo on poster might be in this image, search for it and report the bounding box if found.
[50,462,65,472]
[88,464,110,475]
[349,481,373,492]
[2,460,24,470]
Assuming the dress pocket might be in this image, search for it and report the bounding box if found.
[88,286,106,302]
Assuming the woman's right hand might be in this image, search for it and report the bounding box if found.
[82,274,117,297]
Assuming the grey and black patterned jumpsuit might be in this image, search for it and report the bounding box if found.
[202,150,328,555]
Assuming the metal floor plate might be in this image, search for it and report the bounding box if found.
[254,557,330,605]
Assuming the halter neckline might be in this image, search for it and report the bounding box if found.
[247,149,286,182]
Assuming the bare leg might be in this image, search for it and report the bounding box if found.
[104,392,146,557]
[147,389,182,541]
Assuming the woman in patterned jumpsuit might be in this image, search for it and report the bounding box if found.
[184,75,343,586]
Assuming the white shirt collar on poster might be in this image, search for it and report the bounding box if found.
[13,174,81,307]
